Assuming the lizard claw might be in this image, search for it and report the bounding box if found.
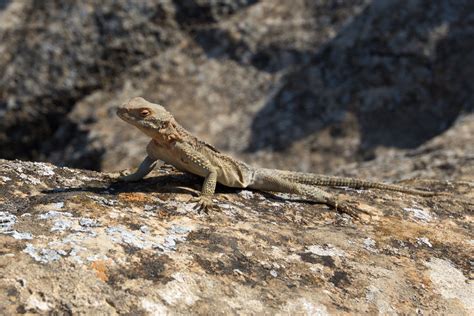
[190,196,216,214]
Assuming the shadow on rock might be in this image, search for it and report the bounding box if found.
[41,173,206,196]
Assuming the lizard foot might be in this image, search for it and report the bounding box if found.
[332,200,371,220]
[190,196,216,214]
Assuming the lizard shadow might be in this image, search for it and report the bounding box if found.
[40,173,324,209]
[257,191,350,208]
[40,173,241,198]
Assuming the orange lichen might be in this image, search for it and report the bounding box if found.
[90,260,109,282]
[118,193,149,202]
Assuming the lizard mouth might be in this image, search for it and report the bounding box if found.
[116,108,134,123]
[116,108,151,131]
[116,107,127,117]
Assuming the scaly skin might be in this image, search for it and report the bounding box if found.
[116,97,446,218]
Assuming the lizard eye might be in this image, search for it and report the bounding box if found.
[140,109,151,117]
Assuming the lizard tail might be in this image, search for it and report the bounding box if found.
[270,170,445,197]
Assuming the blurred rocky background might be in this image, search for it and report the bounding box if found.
[0,0,473,175]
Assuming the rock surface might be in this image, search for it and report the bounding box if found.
[0,134,472,314]
[1,0,472,173]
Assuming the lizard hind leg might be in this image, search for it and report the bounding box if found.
[249,172,367,219]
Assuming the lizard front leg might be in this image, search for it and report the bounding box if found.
[118,156,161,182]
[174,142,218,213]
[190,170,218,213]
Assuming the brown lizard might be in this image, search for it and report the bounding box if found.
[116,97,445,217]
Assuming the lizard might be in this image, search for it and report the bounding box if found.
[116,97,446,218]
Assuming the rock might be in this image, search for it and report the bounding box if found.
[0,156,472,314]
[9,0,474,174]
[245,0,474,170]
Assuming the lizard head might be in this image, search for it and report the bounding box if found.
[117,97,174,138]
